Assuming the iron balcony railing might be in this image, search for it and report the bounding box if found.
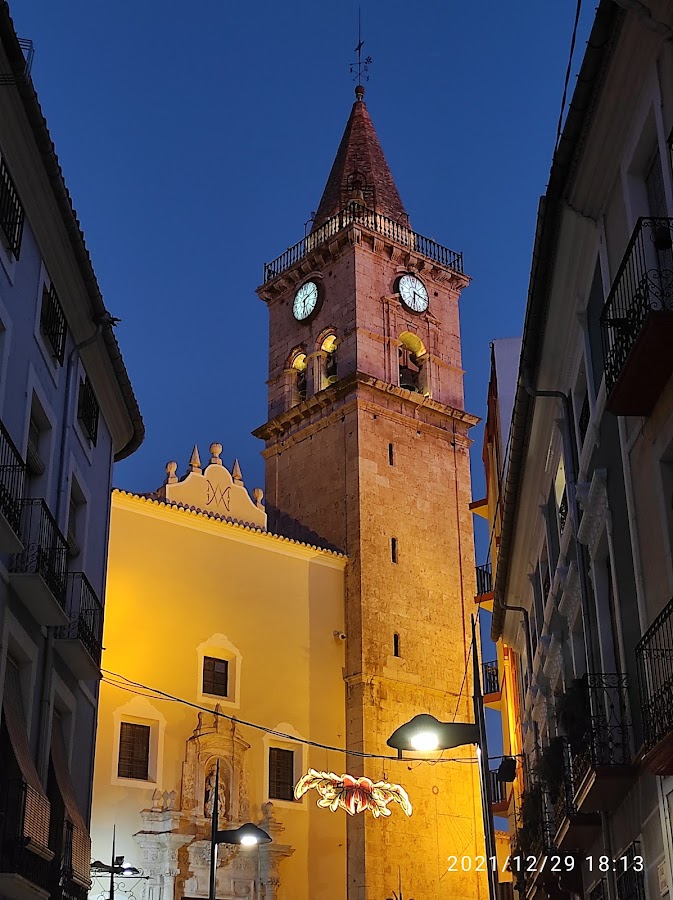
[635,595,673,754]
[475,561,493,596]
[56,573,104,667]
[488,769,507,806]
[589,881,608,900]
[550,737,576,835]
[600,217,673,395]
[616,842,646,900]
[571,673,632,790]
[263,203,464,284]
[10,498,68,606]
[0,154,24,258]
[0,417,26,537]
[482,660,499,696]
[0,779,51,890]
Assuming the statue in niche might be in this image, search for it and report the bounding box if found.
[204,764,228,820]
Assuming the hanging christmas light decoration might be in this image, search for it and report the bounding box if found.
[294,769,412,818]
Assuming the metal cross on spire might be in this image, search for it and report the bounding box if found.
[349,6,372,86]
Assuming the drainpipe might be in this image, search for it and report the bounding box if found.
[37,316,109,783]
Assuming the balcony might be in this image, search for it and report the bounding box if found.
[601,217,673,415]
[262,203,463,285]
[475,561,493,606]
[55,574,103,680]
[9,500,68,626]
[569,674,634,812]
[547,738,600,850]
[488,768,508,815]
[635,596,673,774]
[482,660,500,706]
[0,418,26,553]
[0,780,52,900]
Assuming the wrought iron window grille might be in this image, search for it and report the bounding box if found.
[616,842,645,900]
[0,154,24,258]
[117,722,150,781]
[40,285,67,365]
[77,377,99,446]
[0,417,26,536]
[268,747,295,802]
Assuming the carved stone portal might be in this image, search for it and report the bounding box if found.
[133,711,293,900]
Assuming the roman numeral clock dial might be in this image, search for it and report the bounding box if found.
[398,274,429,313]
[293,281,320,321]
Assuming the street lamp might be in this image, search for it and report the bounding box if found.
[387,616,499,900]
[91,827,149,900]
[208,760,272,900]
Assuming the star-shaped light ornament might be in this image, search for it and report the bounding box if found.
[294,769,412,818]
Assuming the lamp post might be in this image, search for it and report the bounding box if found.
[387,615,499,900]
[207,760,272,900]
[91,826,147,900]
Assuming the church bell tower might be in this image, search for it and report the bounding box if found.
[255,85,487,900]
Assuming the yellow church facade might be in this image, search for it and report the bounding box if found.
[90,446,348,900]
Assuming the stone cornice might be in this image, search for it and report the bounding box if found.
[253,371,479,441]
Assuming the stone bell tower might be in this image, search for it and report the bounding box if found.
[254,85,487,900]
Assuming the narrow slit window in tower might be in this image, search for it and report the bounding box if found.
[391,537,398,563]
[388,443,394,466]
[393,633,400,657]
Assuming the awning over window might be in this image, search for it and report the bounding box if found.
[2,659,51,850]
[50,717,91,886]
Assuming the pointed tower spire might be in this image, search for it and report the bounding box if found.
[232,459,244,486]
[312,88,408,229]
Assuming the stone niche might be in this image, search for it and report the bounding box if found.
[133,710,293,900]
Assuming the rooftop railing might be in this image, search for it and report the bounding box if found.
[263,203,463,284]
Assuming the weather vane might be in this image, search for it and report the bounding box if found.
[349,6,372,85]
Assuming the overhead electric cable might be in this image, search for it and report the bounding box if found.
[555,0,583,152]
[102,670,478,764]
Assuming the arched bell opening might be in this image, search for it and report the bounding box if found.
[289,350,308,405]
[319,332,339,388]
[398,331,428,395]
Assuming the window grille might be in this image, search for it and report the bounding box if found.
[0,155,24,258]
[77,377,99,446]
[269,747,295,801]
[202,656,229,697]
[40,285,66,364]
[117,722,150,780]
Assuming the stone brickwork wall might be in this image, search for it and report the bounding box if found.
[257,234,487,900]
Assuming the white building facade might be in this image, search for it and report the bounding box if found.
[0,7,142,900]
[491,3,673,900]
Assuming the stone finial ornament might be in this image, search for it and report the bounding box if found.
[232,459,244,486]
[165,461,178,484]
[253,487,264,509]
[209,442,223,465]
[188,445,202,474]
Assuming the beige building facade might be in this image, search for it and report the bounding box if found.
[90,450,347,900]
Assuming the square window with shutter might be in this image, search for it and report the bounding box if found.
[268,747,295,801]
[117,722,150,780]
[202,656,228,697]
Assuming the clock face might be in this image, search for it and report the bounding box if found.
[293,281,320,321]
[398,274,429,313]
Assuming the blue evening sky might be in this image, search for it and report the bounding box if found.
[11,0,593,554]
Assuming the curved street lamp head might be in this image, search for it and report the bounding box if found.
[387,714,480,752]
[215,823,272,846]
